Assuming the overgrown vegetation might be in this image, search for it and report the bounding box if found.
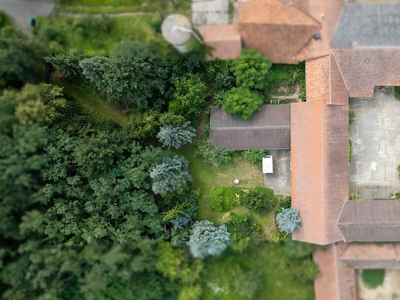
[395,86,400,101]
[242,149,269,163]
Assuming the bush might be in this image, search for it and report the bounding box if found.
[195,139,233,167]
[270,230,288,243]
[110,39,155,59]
[226,213,261,241]
[242,149,269,164]
[241,186,277,213]
[362,269,385,288]
[276,208,301,234]
[208,187,240,212]
[221,87,264,120]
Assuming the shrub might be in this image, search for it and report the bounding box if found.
[276,208,301,234]
[270,230,288,243]
[349,110,356,124]
[241,186,277,213]
[157,121,196,149]
[187,220,231,259]
[226,213,261,241]
[208,187,240,212]
[221,87,264,120]
[242,149,269,163]
[362,269,385,288]
[195,139,233,167]
[110,39,155,59]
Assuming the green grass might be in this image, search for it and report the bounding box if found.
[201,242,316,300]
[57,80,127,126]
[362,269,385,288]
[58,0,191,15]
[267,63,306,100]
[37,15,177,58]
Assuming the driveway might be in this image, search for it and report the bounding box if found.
[349,87,400,199]
[264,150,291,195]
[0,0,56,35]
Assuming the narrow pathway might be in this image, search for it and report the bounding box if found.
[269,84,302,103]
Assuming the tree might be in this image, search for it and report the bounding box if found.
[168,74,209,118]
[0,27,46,88]
[187,220,230,259]
[221,87,263,120]
[80,56,168,110]
[157,121,196,149]
[150,156,192,196]
[45,53,83,80]
[125,110,161,139]
[159,112,186,126]
[230,48,272,91]
[194,139,233,167]
[241,186,277,213]
[276,208,301,234]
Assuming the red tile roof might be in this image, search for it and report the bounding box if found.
[291,101,349,245]
[198,24,241,60]
[238,0,321,64]
[306,56,330,102]
[331,49,400,98]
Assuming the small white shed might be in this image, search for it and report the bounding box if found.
[262,155,273,174]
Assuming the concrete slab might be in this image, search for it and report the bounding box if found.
[264,150,291,195]
[349,86,400,199]
[192,0,229,26]
[0,0,56,36]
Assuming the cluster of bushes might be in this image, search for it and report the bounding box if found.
[195,139,234,167]
[242,149,269,163]
[226,213,261,242]
[209,186,277,214]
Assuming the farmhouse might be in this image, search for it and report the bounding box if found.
[208,1,400,299]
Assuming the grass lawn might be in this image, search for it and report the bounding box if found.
[362,269,385,288]
[37,15,178,58]
[57,0,192,16]
[201,241,316,300]
[57,80,127,126]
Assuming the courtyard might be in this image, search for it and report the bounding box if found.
[349,87,400,199]
[357,269,400,300]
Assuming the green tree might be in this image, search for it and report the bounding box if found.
[230,49,272,91]
[150,157,192,196]
[125,110,160,139]
[0,27,46,88]
[157,121,196,149]
[45,53,83,80]
[276,208,301,234]
[187,220,230,259]
[221,87,263,120]
[194,139,233,167]
[168,74,209,118]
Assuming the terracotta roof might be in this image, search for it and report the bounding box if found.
[210,104,291,150]
[291,101,349,245]
[238,0,321,64]
[314,243,356,300]
[331,3,400,49]
[338,200,400,242]
[198,24,241,60]
[329,54,348,105]
[331,49,400,98]
[296,0,345,61]
[340,243,399,269]
[306,56,330,103]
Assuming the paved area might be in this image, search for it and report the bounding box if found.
[356,269,400,300]
[264,150,291,195]
[192,0,229,26]
[0,0,56,35]
[349,87,400,199]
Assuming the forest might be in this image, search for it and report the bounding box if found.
[0,6,318,300]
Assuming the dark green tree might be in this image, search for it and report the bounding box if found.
[221,87,263,120]
[45,53,83,80]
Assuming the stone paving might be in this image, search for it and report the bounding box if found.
[264,150,291,195]
[0,0,56,36]
[192,0,229,26]
[349,86,400,199]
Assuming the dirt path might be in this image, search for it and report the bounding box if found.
[269,84,302,103]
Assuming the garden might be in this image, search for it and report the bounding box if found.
[0,6,316,300]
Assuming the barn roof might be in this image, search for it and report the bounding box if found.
[210,104,290,150]
[198,24,241,60]
[237,0,321,64]
[331,3,400,49]
[338,200,400,242]
[291,101,349,245]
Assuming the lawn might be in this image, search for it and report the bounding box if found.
[37,14,178,58]
[201,241,316,300]
[57,80,127,126]
[57,0,192,16]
